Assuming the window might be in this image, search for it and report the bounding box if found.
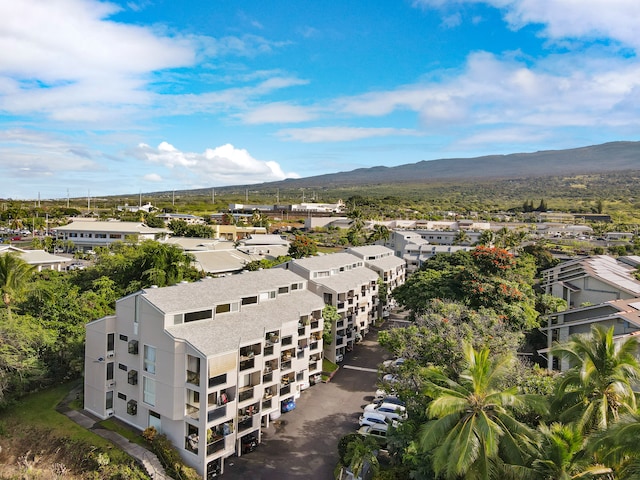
[109,234,122,239]
[291,283,299,290]
[107,333,115,352]
[106,391,113,410]
[127,400,138,416]
[106,362,114,381]
[184,309,212,323]
[216,303,230,314]
[144,345,156,374]
[278,286,289,294]
[118,363,127,371]
[128,370,138,385]
[118,392,127,401]
[242,296,258,305]
[119,334,128,342]
[143,377,156,406]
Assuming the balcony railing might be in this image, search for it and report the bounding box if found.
[310,321,319,330]
[238,386,254,403]
[207,404,227,423]
[239,357,255,371]
[262,398,273,410]
[310,342,319,351]
[280,384,291,396]
[281,360,292,371]
[263,372,273,383]
[264,345,275,357]
[238,417,253,432]
[206,437,225,456]
[186,404,200,420]
[186,370,200,386]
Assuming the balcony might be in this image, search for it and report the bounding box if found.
[207,404,227,422]
[262,372,273,384]
[238,386,254,403]
[281,360,292,371]
[310,320,319,330]
[185,434,199,454]
[262,398,273,410]
[238,417,254,432]
[298,326,306,336]
[239,357,255,371]
[310,342,319,351]
[280,384,291,396]
[309,361,318,372]
[186,370,200,386]
[264,345,275,357]
[186,404,200,420]
[206,436,225,456]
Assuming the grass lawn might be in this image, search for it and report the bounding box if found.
[0,381,132,463]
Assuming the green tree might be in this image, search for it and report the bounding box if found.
[288,234,318,259]
[145,213,166,228]
[419,344,542,480]
[368,224,390,244]
[168,219,188,236]
[551,325,640,433]
[343,435,380,479]
[453,229,471,245]
[322,304,340,345]
[0,253,36,317]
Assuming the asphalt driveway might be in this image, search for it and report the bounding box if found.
[222,323,394,479]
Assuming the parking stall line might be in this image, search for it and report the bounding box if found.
[342,365,378,373]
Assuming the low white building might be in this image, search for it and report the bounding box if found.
[54,219,169,251]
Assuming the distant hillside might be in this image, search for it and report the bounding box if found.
[146,141,640,198]
[268,141,640,189]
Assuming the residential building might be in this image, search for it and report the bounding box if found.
[84,269,325,478]
[282,253,380,363]
[347,245,406,295]
[0,245,71,271]
[540,255,640,309]
[157,213,205,224]
[384,230,474,272]
[54,219,169,251]
[541,298,640,371]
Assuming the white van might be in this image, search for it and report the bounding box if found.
[357,425,388,443]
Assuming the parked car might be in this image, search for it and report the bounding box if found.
[281,398,296,413]
[373,395,405,407]
[357,425,387,444]
[358,411,397,429]
[364,402,408,422]
[381,373,400,384]
[382,357,405,370]
[335,353,344,363]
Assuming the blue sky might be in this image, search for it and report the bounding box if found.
[1,0,639,199]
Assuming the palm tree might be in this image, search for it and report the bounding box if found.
[477,229,496,247]
[453,229,471,245]
[419,344,542,480]
[589,410,640,479]
[343,435,380,479]
[367,224,390,244]
[518,423,612,480]
[0,253,36,317]
[550,325,640,433]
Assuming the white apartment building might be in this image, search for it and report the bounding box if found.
[347,245,406,294]
[385,230,474,272]
[283,253,380,363]
[84,269,325,478]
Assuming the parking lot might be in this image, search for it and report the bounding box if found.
[222,320,396,479]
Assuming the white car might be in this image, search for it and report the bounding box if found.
[364,402,408,422]
[359,411,398,429]
[382,357,405,370]
[357,425,387,443]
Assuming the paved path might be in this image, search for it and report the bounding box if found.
[57,385,169,479]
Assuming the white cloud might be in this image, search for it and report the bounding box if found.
[0,129,99,177]
[335,50,640,132]
[239,103,318,124]
[413,0,640,50]
[135,142,299,184]
[277,127,421,143]
[143,173,163,182]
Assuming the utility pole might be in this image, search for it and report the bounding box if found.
[212,188,215,203]
[172,190,175,206]
[87,190,90,211]
[67,189,70,208]
[245,189,248,203]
